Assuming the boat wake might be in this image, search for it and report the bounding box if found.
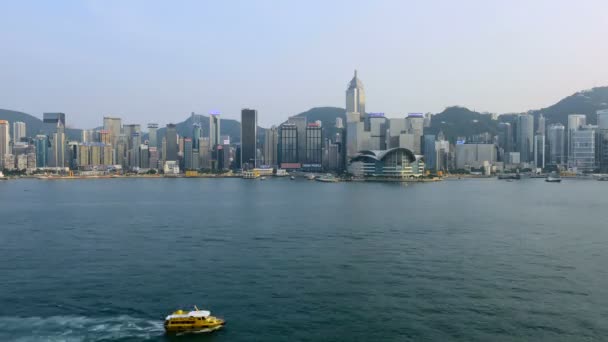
[0,315,164,341]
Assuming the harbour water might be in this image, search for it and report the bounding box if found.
[1,178,607,341]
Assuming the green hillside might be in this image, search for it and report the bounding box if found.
[529,86,608,125]
[0,109,82,141]
[427,106,497,142]
[293,107,346,140]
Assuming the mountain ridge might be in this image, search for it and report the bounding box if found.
[2,86,608,144]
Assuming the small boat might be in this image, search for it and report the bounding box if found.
[0,171,7,180]
[164,306,225,334]
[545,172,562,183]
[316,174,338,183]
[275,169,289,177]
[260,176,267,180]
[594,174,608,181]
[498,173,520,180]
[306,174,315,180]
[290,176,295,180]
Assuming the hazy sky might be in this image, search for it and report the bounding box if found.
[1,0,607,129]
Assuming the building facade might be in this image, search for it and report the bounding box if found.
[349,148,425,179]
[0,120,9,169]
[278,123,298,168]
[241,108,258,170]
[165,123,178,161]
[570,125,597,172]
[304,123,323,171]
[517,114,534,163]
[547,123,565,167]
[263,125,278,167]
[12,121,26,143]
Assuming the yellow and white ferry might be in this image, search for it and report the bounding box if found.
[164,306,225,334]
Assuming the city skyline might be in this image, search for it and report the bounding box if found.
[1,1,608,128]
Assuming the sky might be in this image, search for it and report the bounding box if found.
[1,0,607,129]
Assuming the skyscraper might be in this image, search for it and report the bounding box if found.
[209,111,221,149]
[165,124,178,161]
[547,123,565,167]
[192,124,201,150]
[369,113,386,150]
[517,114,534,163]
[567,114,586,167]
[537,114,546,135]
[240,108,258,170]
[147,123,158,148]
[345,70,365,118]
[82,129,95,143]
[183,138,193,170]
[597,109,608,172]
[424,134,436,171]
[406,114,424,154]
[571,125,597,172]
[345,70,367,159]
[263,125,278,167]
[12,121,26,143]
[305,123,323,171]
[534,134,545,169]
[35,134,48,168]
[103,117,122,148]
[278,123,298,168]
[99,130,111,145]
[0,120,9,169]
[43,113,66,135]
[51,131,66,168]
[287,116,307,165]
[497,122,513,160]
[335,117,344,129]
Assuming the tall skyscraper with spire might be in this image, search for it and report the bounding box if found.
[345,70,365,122]
[345,70,370,159]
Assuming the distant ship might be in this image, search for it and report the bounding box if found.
[275,169,289,177]
[316,174,338,183]
[498,173,520,180]
[545,172,562,183]
[164,306,225,334]
[593,174,608,181]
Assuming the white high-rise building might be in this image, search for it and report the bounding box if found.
[263,125,278,167]
[209,111,221,149]
[0,120,9,169]
[406,114,424,154]
[335,117,344,129]
[547,123,565,167]
[534,134,545,169]
[345,70,367,158]
[12,122,26,143]
[345,70,365,118]
[82,129,95,143]
[103,116,122,148]
[571,125,597,172]
[567,114,586,168]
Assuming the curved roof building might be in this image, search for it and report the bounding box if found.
[349,148,424,178]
